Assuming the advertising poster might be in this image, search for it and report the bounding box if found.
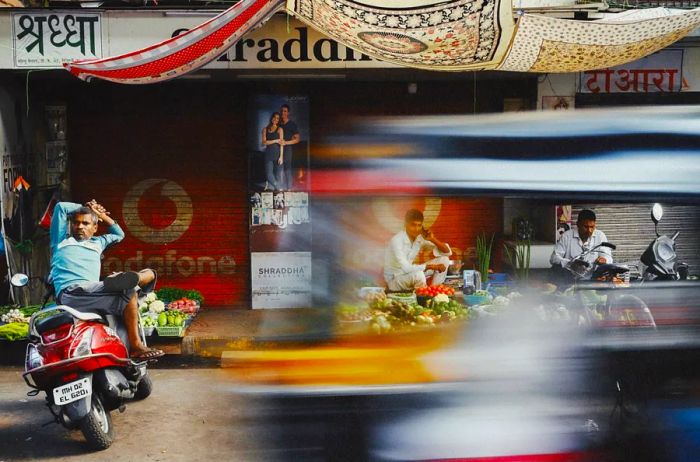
[556,205,572,242]
[248,95,312,308]
[250,252,312,309]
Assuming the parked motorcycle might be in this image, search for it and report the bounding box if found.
[13,274,154,450]
[564,240,656,329]
[641,203,689,281]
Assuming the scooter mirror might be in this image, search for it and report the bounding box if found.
[651,203,663,224]
[10,273,29,287]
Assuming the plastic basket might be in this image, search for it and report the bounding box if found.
[464,294,492,306]
[156,326,186,337]
[387,293,417,305]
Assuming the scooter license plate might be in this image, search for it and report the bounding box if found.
[53,377,92,405]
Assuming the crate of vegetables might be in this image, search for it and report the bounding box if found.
[156,325,186,337]
[415,285,455,306]
[155,310,190,337]
[166,297,200,314]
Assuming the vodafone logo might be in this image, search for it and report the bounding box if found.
[122,179,193,244]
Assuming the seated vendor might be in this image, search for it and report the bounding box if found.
[550,209,612,283]
[383,209,452,292]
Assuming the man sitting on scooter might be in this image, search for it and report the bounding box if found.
[49,200,164,360]
[550,209,613,283]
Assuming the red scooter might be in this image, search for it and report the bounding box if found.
[14,274,154,450]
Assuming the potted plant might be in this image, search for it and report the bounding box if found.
[475,232,495,287]
[503,239,531,282]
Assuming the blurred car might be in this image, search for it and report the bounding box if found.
[227,106,700,462]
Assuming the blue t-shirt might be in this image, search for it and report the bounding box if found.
[49,202,124,295]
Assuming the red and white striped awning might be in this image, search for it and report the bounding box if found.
[64,0,284,84]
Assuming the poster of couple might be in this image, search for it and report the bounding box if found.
[247,95,312,309]
[248,95,310,194]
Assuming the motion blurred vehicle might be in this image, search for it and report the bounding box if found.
[229,106,700,462]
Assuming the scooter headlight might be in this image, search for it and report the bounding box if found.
[656,241,675,262]
[71,327,93,358]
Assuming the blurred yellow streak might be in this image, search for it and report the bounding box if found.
[221,323,463,386]
[313,143,412,159]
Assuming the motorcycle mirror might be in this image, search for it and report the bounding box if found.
[10,273,29,287]
[651,203,663,224]
[601,242,616,250]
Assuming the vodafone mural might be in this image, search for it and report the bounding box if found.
[99,178,242,306]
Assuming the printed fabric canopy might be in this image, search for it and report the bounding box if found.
[64,0,700,83]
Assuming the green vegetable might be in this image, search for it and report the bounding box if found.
[0,304,40,316]
[504,240,531,281]
[476,232,495,288]
[184,290,204,304]
[155,287,204,305]
[0,322,29,341]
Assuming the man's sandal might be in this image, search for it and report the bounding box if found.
[103,271,140,292]
[131,348,164,360]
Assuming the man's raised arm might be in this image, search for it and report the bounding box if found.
[50,202,82,253]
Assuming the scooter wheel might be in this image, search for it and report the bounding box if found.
[133,372,153,401]
[79,394,114,450]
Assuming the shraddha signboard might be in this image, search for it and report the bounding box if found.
[12,12,103,68]
[250,252,312,309]
[1,12,385,70]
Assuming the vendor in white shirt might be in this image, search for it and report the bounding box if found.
[550,209,612,278]
[384,209,452,292]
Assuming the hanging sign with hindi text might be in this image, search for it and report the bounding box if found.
[12,12,103,68]
[579,49,683,94]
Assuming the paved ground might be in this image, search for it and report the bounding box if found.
[0,365,273,462]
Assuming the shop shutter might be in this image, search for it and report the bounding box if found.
[68,85,250,308]
[572,204,700,276]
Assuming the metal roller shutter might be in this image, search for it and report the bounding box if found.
[572,204,700,276]
[68,86,250,308]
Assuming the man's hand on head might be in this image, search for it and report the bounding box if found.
[85,200,111,223]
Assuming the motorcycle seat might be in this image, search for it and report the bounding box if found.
[35,311,74,335]
[592,263,629,279]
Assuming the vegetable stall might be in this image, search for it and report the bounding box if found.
[0,287,204,344]
[141,287,204,337]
